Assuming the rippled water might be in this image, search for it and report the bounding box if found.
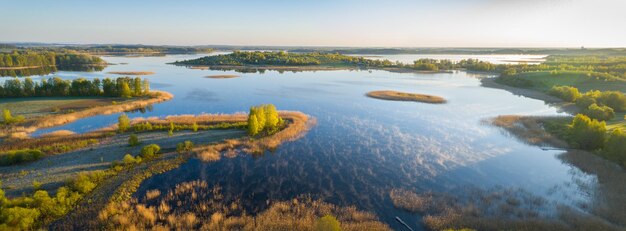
[25,54,594,230]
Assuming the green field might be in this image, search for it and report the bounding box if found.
[0,97,127,120]
[515,71,626,93]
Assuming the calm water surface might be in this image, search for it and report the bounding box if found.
[27,54,593,230]
[352,54,547,65]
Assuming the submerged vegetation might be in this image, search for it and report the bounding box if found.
[389,188,622,231]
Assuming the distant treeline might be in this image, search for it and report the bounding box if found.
[0,52,105,68]
[173,51,500,72]
[0,51,106,77]
[289,48,626,56]
[59,45,213,54]
[4,44,213,55]
[0,76,149,98]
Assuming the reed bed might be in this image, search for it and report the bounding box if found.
[490,115,569,148]
[101,180,390,230]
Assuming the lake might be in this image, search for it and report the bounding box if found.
[22,54,597,230]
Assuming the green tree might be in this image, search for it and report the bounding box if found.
[264,104,280,132]
[247,112,260,136]
[315,215,341,231]
[568,114,606,150]
[120,82,132,98]
[128,134,140,146]
[118,114,130,133]
[133,77,142,96]
[143,79,150,95]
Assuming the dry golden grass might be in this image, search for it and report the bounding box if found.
[367,90,447,104]
[490,115,569,148]
[205,74,240,79]
[106,71,155,75]
[0,91,173,137]
[101,180,390,230]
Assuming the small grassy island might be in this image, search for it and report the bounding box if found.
[205,74,239,79]
[366,90,447,104]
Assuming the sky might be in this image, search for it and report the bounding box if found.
[2,0,626,47]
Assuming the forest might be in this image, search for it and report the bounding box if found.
[56,45,213,54]
[173,51,502,72]
[0,77,150,98]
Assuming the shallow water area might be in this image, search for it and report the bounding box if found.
[14,54,603,230]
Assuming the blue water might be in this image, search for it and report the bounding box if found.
[25,54,594,229]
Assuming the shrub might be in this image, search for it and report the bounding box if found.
[547,86,581,102]
[192,122,199,132]
[568,114,606,150]
[118,114,130,133]
[315,215,341,231]
[69,171,107,194]
[32,181,42,190]
[128,134,140,146]
[575,93,597,109]
[176,141,194,154]
[583,103,615,121]
[0,149,45,166]
[603,129,626,167]
[140,144,161,159]
[122,154,142,165]
[597,91,626,112]
[1,109,25,125]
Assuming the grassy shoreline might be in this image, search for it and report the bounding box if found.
[0,90,173,138]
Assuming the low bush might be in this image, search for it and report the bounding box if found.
[0,149,44,166]
[128,134,140,146]
[176,141,194,154]
[547,85,581,102]
[140,144,160,159]
[583,103,615,121]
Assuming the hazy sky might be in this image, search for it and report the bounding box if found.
[2,0,625,47]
